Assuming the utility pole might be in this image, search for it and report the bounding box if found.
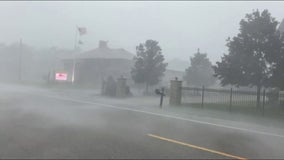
[18,38,22,81]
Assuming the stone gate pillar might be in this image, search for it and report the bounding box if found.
[169,77,182,106]
[116,76,127,98]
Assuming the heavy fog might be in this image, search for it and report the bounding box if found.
[1,1,284,159]
[1,1,284,63]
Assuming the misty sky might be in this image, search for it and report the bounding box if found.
[1,1,284,63]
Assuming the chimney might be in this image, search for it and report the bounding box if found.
[99,40,108,49]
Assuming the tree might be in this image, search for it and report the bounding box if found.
[184,49,216,87]
[213,9,284,107]
[269,30,284,90]
[131,40,168,93]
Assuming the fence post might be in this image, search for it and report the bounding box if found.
[262,89,265,116]
[160,87,165,108]
[229,88,232,112]
[279,91,281,106]
[201,85,205,108]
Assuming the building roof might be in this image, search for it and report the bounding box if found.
[77,47,134,60]
[62,41,134,60]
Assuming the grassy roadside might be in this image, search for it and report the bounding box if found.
[184,102,284,118]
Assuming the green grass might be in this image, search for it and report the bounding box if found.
[183,102,284,118]
[186,102,256,109]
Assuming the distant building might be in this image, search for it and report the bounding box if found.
[61,41,134,85]
[162,69,184,86]
[58,40,186,88]
[167,58,190,72]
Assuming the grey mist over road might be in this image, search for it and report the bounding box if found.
[0,1,284,159]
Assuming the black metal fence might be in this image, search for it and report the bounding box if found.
[181,86,284,115]
[280,91,284,105]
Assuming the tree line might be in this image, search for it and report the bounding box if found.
[131,9,284,103]
[1,9,283,102]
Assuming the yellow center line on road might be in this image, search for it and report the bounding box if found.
[147,134,247,160]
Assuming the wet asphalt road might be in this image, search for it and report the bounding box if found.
[1,84,284,159]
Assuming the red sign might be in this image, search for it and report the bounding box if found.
[55,73,68,81]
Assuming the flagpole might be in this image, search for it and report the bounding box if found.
[71,26,78,84]
[18,38,22,81]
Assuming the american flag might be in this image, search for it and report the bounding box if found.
[78,40,83,45]
[77,27,87,36]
